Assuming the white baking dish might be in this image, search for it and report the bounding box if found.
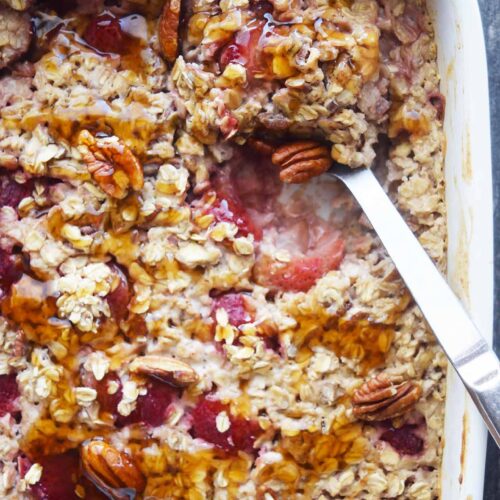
[428,1,494,498]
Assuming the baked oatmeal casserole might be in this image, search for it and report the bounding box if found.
[0,0,447,498]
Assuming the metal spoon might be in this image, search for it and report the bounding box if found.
[328,164,500,447]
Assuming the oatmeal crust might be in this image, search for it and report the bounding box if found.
[0,1,446,499]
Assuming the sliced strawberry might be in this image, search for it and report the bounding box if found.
[106,264,130,324]
[21,451,80,500]
[207,150,281,240]
[83,13,124,54]
[254,231,345,292]
[380,424,424,456]
[0,373,19,417]
[117,378,178,428]
[82,370,123,416]
[83,369,177,428]
[0,250,22,297]
[190,397,261,454]
[219,20,267,79]
[0,173,33,209]
[209,166,262,239]
[20,451,105,500]
[211,293,253,328]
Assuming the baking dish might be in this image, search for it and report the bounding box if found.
[429,0,494,498]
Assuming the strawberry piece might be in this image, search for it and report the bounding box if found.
[85,371,123,416]
[117,379,178,428]
[262,333,280,353]
[380,424,424,456]
[211,293,253,328]
[209,166,262,239]
[0,173,33,210]
[219,20,267,79]
[250,0,273,18]
[0,373,19,417]
[190,397,261,454]
[21,451,80,500]
[106,264,130,324]
[83,13,124,54]
[208,152,281,240]
[0,250,22,296]
[254,234,345,292]
[83,369,177,428]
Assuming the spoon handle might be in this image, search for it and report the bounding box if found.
[330,165,500,447]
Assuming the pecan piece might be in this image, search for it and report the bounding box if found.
[246,137,276,156]
[129,355,199,387]
[78,130,144,199]
[352,373,422,421]
[271,141,332,184]
[81,439,146,498]
[158,0,180,63]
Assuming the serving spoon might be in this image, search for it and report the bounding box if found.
[328,164,500,448]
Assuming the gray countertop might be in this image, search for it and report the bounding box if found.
[477,1,499,499]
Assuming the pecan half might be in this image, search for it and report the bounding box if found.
[158,0,180,63]
[271,141,332,183]
[78,130,144,199]
[352,373,422,421]
[129,355,199,386]
[81,440,146,498]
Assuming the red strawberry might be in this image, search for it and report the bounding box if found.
[20,451,105,500]
[83,370,178,428]
[20,451,80,500]
[82,371,123,416]
[211,293,253,328]
[190,397,261,454]
[0,250,22,297]
[209,166,262,239]
[380,424,424,456]
[254,236,345,292]
[219,20,267,79]
[83,14,124,54]
[106,264,130,324]
[0,373,19,417]
[117,379,178,428]
[0,173,33,209]
[250,0,273,18]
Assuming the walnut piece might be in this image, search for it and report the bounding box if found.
[129,355,199,386]
[352,373,422,421]
[78,130,144,199]
[271,141,332,184]
[81,440,146,497]
[158,0,180,63]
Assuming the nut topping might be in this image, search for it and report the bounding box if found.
[246,137,276,156]
[129,355,199,386]
[78,130,144,200]
[352,373,422,421]
[159,0,181,63]
[271,141,332,184]
[81,440,146,498]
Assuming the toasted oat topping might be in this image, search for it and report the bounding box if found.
[0,0,446,498]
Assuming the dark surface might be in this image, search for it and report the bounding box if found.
[478,1,500,499]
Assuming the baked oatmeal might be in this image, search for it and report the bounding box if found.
[0,0,447,498]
